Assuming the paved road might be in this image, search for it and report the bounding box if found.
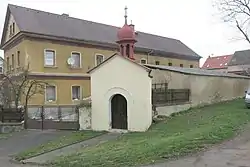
[142,128,250,167]
[0,129,70,167]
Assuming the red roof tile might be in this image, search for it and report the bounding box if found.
[202,55,233,69]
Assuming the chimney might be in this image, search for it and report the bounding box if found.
[61,13,69,17]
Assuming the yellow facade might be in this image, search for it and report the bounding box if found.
[27,78,90,105]
[5,39,199,73]
[2,12,200,106]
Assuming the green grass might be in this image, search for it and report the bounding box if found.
[15,130,105,161]
[50,99,250,167]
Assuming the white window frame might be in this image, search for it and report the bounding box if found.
[44,49,56,67]
[71,51,82,68]
[140,58,147,64]
[71,85,81,101]
[95,54,105,66]
[45,85,57,102]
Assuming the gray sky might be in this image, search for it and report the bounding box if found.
[0,0,250,66]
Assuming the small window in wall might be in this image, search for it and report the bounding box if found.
[140,59,147,64]
[71,52,81,68]
[11,54,15,69]
[168,62,172,66]
[7,57,9,70]
[17,51,20,66]
[190,65,193,68]
[9,25,12,36]
[45,85,56,102]
[155,61,160,65]
[12,22,15,34]
[72,86,81,100]
[44,49,56,66]
[95,54,104,66]
[180,64,183,67]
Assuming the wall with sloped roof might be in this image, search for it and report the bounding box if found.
[151,67,250,107]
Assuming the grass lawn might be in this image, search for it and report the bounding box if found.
[50,99,250,167]
[15,130,105,161]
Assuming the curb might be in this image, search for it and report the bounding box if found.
[10,157,51,166]
[9,158,23,165]
[11,131,108,163]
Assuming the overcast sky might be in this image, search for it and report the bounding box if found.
[0,0,250,66]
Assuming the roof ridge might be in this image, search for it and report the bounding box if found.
[8,4,120,29]
[208,55,232,58]
[235,49,250,53]
[8,4,182,42]
[8,4,61,18]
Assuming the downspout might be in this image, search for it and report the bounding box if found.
[148,69,153,78]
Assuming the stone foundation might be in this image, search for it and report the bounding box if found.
[0,122,24,133]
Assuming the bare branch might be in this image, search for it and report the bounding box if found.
[215,0,250,44]
[0,65,48,110]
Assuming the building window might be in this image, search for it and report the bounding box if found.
[11,54,14,69]
[180,64,183,67]
[72,86,81,100]
[140,58,147,64]
[45,85,56,102]
[71,52,81,68]
[95,54,104,66]
[9,25,12,36]
[120,45,124,56]
[0,59,3,73]
[17,51,20,66]
[13,22,15,34]
[155,61,160,65]
[44,49,55,66]
[7,57,9,70]
[190,65,193,68]
[168,62,172,66]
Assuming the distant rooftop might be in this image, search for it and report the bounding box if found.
[202,55,232,69]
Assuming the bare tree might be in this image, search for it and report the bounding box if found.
[215,0,250,44]
[0,66,48,128]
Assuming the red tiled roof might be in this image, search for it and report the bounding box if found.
[202,55,233,69]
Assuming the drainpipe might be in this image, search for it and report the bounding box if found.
[148,69,153,78]
[147,50,154,64]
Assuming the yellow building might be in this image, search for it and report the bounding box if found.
[0,4,201,106]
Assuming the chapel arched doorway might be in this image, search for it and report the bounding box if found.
[111,94,128,130]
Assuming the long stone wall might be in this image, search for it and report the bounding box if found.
[151,69,250,115]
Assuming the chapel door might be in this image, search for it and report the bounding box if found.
[111,94,128,130]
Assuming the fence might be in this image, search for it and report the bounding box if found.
[152,83,190,105]
[27,105,79,130]
[0,108,24,122]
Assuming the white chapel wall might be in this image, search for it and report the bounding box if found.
[90,56,152,132]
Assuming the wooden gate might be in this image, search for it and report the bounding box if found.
[111,94,128,130]
[26,105,79,130]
